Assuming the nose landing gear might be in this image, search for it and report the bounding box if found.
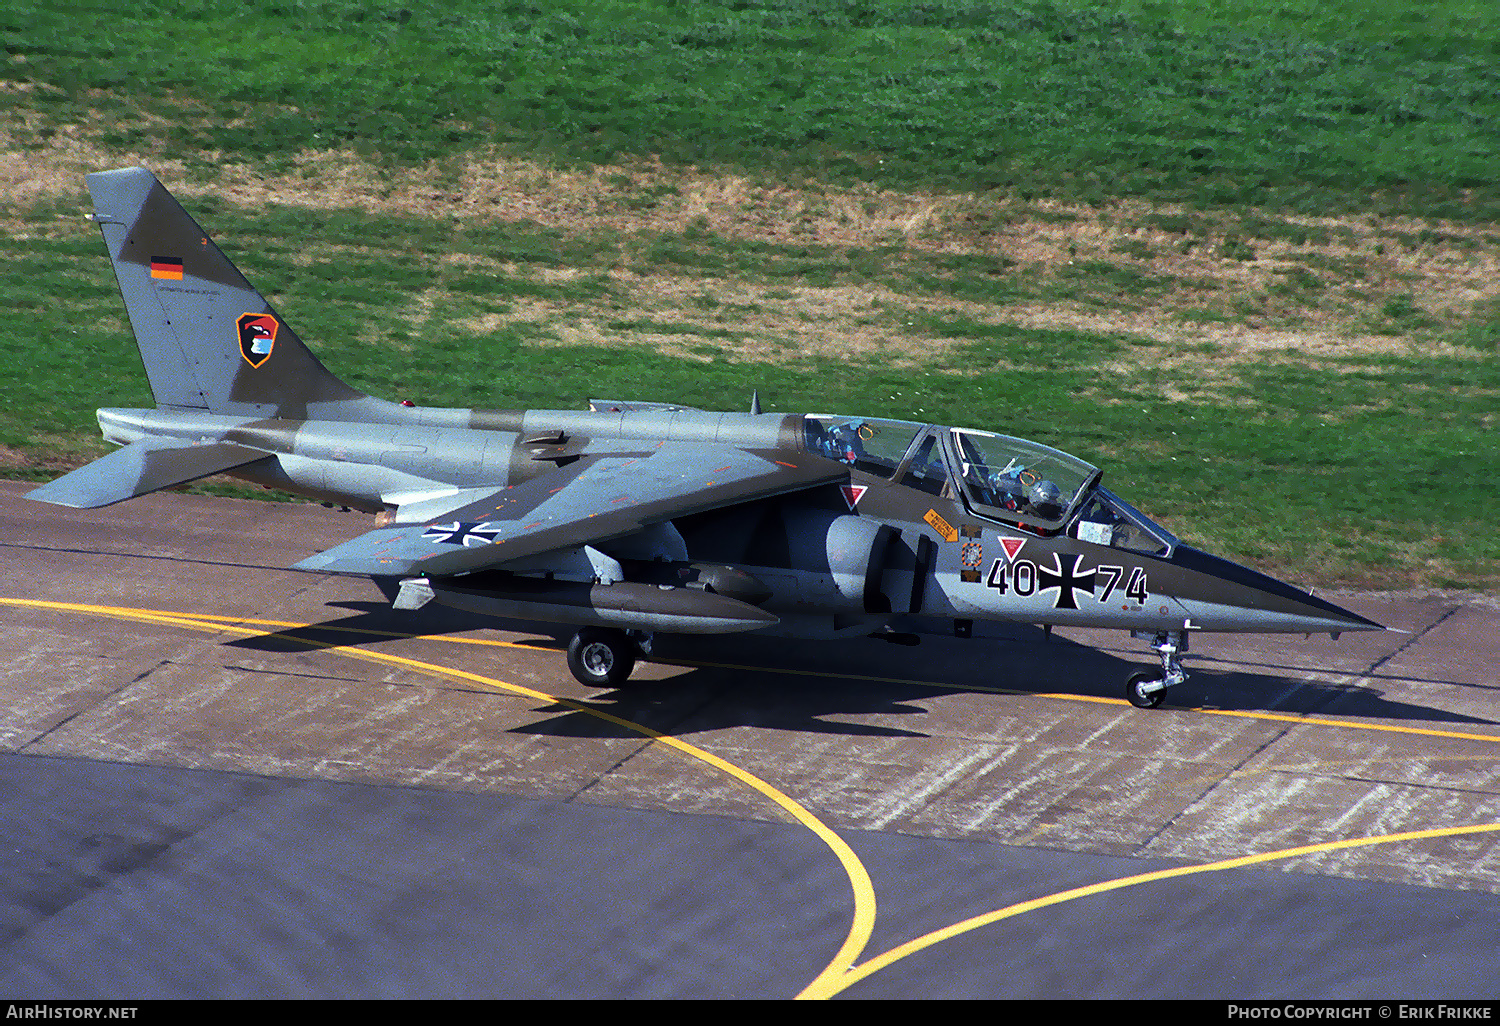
[1126,630,1189,709]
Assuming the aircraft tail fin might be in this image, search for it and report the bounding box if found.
[24,438,265,509]
[86,167,392,420]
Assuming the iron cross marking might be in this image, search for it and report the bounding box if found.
[1036,553,1097,610]
[423,521,501,547]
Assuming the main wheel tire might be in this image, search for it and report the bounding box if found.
[1126,671,1166,709]
[567,627,637,687]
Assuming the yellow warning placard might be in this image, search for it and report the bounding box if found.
[924,508,958,543]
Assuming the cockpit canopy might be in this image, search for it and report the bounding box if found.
[802,415,1175,553]
[802,415,924,479]
[949,428,1098,531]
[804,415,1097,529]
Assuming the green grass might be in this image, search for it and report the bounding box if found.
[2,197,1496,590]
[4,0,1499,216]
[2,1,1497,589]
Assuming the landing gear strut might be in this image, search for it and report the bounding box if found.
[1126,630,1189,709]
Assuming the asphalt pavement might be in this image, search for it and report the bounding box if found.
[1,481,1496,998]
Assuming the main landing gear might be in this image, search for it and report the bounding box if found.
[565,627,653,687]
[1126,630,1189,709]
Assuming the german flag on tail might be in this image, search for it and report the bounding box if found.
[150,256,183,280]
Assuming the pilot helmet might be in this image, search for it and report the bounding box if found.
[1028,479,1064,518]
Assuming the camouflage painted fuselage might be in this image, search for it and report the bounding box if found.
[28,166,1381,678]
[79,402,1378,641]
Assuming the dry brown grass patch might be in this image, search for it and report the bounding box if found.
[4,132,1498,367]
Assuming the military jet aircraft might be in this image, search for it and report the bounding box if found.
[26,168,1385,708]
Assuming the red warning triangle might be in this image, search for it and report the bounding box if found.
[840,484,868,510]
[999,537,1026,560]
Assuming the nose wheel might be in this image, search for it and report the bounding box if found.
[1126,671,1166,708]
[1126,630,1188,709]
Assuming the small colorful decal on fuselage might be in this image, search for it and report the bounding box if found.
[924,508,958,543]
[236,313,279,368]
[840,484,868,510]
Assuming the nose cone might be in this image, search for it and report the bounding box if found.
[1167,546,1386,634]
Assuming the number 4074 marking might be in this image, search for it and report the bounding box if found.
[986,559,1149,604]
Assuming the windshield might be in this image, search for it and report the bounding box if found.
[1069,486,1176,556]
[951,429,1099,530]
[804,415,924,478]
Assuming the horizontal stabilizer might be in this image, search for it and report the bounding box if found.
[25,438,264,509]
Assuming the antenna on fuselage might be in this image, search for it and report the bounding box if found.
[750,391,762,415]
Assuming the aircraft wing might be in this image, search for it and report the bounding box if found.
[292,442,844,577]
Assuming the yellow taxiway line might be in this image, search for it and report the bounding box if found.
[6,595,1497,999]
[798,820,1500,999]
[0,596,876,994]
[21,599,1490,746]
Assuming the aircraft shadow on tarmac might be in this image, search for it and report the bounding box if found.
[224,601,1498,739]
